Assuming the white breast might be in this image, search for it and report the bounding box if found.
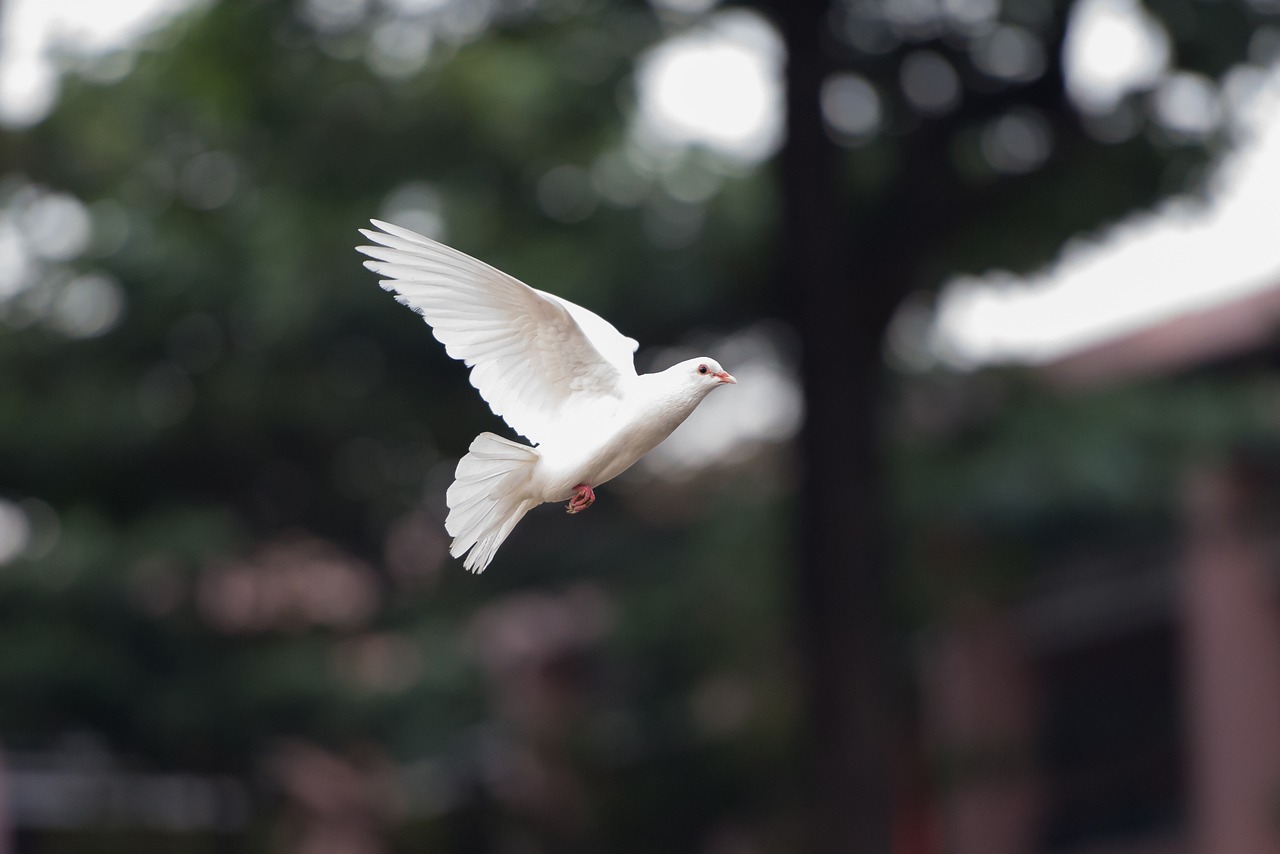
[531,375,707,502]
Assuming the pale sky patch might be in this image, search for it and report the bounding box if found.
[0,0,203,127]
[632,9,784,163]
[1063,0,1170,113]
[929,65,1280,367]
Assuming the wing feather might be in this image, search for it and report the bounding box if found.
[357,220,638,445]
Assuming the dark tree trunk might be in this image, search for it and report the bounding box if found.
[771,1,899,852]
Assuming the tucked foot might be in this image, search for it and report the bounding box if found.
[566,484,596,514]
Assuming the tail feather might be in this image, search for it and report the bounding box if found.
[446,432,539,573]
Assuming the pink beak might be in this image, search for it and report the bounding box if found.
[714,371,737,384]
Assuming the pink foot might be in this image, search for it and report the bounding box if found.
[566,484,596,514]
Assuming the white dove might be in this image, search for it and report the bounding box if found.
[356,220,737,573]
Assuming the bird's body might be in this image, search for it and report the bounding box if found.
[529,366,725,500]
[357,220,735,572]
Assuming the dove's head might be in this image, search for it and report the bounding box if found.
[681,357,737,389]
[649,357,736,417]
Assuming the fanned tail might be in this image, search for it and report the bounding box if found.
[445,432,539,573]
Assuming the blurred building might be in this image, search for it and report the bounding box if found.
[917,285,1280,854]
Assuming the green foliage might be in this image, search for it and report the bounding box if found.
[892,372,1280,616]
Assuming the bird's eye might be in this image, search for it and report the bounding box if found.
[697,364,709,375]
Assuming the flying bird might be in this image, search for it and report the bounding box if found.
[356,220,737,573]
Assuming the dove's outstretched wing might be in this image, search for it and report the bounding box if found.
[357,220,639,446]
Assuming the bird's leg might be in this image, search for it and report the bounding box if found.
[566,484,596,515]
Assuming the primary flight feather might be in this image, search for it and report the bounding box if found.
[357,220,736,572]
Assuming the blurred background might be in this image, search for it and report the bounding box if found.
[2,0,1280,852]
